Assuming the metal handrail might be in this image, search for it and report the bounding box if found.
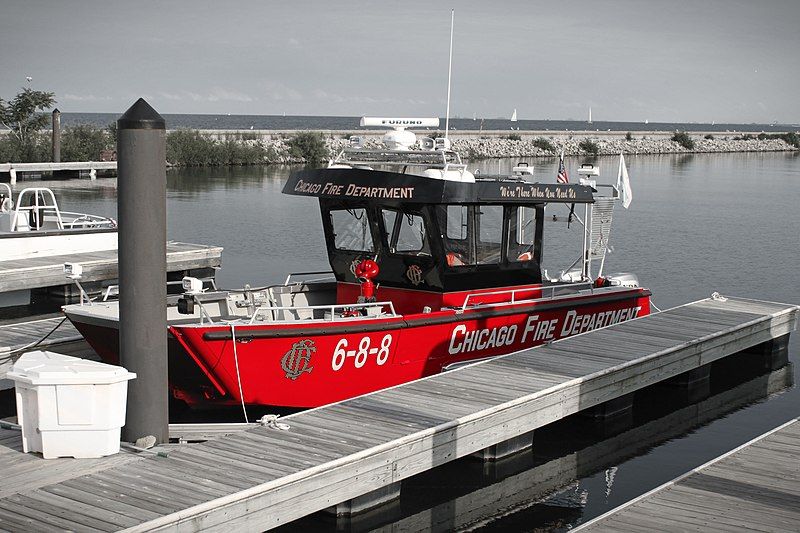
[460,281,596,311]
[283,271,336,286]
[332,148,466,170]
[61,211,116,229]
[247,300,398,324]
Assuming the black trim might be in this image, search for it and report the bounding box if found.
[200,289,650,341]
[284,168,595,205]
[0,227,117,239]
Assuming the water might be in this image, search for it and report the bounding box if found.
[56,112,800,134]
[16,151,800,530]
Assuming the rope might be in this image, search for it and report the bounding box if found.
[650,299,663,313]
[0,317,68,364]
[229,324,249,424]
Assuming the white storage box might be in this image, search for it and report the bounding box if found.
[7,351,136,459]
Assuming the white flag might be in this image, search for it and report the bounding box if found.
[617,152,633,209]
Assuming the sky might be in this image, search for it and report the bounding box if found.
[1,0,799,123]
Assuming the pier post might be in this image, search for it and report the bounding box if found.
[51,109,61,163]
[472,429,535,461]
[744,334,790,371]
[325,481,401,517]
[581,393,635,436]
[660,365,711,404]
[117,99,169,444]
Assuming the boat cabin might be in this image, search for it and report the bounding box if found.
[284,162,597,314]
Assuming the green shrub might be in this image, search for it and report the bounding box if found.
[704,134,715,140]
[532,137,555,152]
[671,131,695,149]
[506,133,522,141]
[287,131,329,164]
[166,129,270,166]
[778,132,800,148]
[61,124,113,161]
[0,132,50,162]
[751,132,800,148]
[625,132,633,141]
[578,139,599,155]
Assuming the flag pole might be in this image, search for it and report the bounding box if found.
[444,9,454,141]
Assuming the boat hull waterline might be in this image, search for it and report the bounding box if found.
[67,289,650,409]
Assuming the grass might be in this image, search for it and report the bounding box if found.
[166,129,275,166]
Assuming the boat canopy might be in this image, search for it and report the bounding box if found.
[283,168,595,206]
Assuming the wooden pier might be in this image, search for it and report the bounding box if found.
[0,162,117,184]
[0,316,92,392]
[574,416,800,532]
[0,241,222,294]
[0,296,795,531]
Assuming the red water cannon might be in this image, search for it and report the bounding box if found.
[355,259,379,301]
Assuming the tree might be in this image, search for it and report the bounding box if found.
[0,88,56,162]
[0,87,56,145]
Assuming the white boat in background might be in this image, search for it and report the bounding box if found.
[0,184,117,261]
[510,109,518,122]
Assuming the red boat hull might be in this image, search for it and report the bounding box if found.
[160,289,650,408]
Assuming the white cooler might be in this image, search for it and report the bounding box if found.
[7,351,136,459]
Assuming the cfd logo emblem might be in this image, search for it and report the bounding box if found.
[406,265,423,285]
[281,339,315,380]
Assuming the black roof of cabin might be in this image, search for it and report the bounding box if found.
[283,168,595,205]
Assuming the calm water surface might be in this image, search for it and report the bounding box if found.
[30,152,800,531]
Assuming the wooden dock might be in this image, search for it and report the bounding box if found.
[0,161,116,184]
[0,316,91,391]
[0,241,222,293]
[574,416,800,532]
[0,296,795,531]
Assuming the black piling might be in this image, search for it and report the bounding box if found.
[117,99,168,444]
[51,108,60,163]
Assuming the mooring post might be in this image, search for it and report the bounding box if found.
[51,108,61,163]
[117,98,168,444]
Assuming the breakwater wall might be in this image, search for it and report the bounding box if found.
[199,129,798,163]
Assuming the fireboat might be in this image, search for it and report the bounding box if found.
[64,117,651,410]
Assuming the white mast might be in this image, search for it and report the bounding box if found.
[588,106,592,124]
[444,9,454,140]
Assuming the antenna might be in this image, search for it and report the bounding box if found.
[444,9,454,140]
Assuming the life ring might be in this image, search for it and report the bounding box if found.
[517,251,534,261]
[446,252,466,267]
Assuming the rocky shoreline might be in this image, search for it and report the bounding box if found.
[202,129,799,164]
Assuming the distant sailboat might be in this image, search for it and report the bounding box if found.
[588,107,592,124]
[510,109,517,122]
[644,119,649,125]
[473,112,477,121]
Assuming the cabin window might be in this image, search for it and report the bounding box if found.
[446,205,468,240]
[508,206,537,262]
[330,208,374,252]
[437,205,472,266]
[476,205,503,264]
[382,209,430,254]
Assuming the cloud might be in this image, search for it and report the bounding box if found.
[259,82,303,102]
[156,88,255,103]
[63,94,114,102]
[312,89,426,106]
